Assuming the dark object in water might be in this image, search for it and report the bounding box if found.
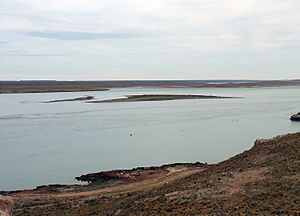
[290,112,300,121]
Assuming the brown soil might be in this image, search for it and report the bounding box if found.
[3,132,300,215]
[0,196,14,216]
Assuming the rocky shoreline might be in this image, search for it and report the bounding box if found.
[75,162,208,183]
[1,132,299,215]
[1,162,207,196]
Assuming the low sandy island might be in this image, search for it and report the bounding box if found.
[89,94,236,103]
[44,96,94,103]
[2,132,299,215]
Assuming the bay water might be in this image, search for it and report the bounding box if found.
[1,87,300,190]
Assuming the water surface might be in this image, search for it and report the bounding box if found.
[0,87,300,190]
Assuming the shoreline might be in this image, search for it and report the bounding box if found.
[0,89,109,94]
[1,162,208,195]
[1,80,300,94]
[3,132,300,215]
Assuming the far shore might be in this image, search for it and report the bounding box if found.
[1,80,300,94]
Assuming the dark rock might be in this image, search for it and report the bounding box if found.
[290,112,300,121]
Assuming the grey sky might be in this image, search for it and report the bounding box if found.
[0,0,299,80]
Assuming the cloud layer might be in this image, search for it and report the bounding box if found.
[0,0,300,80]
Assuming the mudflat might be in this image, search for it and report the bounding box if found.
[4,132,300,215]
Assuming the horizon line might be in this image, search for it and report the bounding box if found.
[1,78,300,82]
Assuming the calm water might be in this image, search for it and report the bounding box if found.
[1,87,300,190]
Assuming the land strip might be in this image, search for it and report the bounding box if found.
[88,94,236,103]
[1,80,300,94]
[44,96,94,103]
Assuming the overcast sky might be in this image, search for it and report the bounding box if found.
[0,0,299,80]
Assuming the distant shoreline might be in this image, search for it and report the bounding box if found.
[0,80,300,94]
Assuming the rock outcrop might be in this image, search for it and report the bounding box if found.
[290,112,300,121]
